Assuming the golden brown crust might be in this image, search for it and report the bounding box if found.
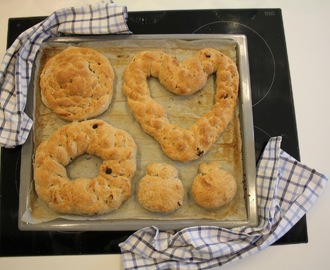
[137,163,184,214]
[34,119,137,215]
[40,46,114,121]
[191,162,237,209]
[122,48,239,161]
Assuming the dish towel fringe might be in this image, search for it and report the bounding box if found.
[0,0,131,148]
[119,136,328,270]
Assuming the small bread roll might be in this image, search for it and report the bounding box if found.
[191,162,237,209]
[137,163,184,214]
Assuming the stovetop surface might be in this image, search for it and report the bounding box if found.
[0,9,306,256]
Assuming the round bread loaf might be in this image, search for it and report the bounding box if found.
[122,48,239,161]
[137,163,184,214]
[40,46,114,121]
[191,162,237,209]
[34,119,137,215]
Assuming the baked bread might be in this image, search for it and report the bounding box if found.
[40,46,114,121]
[191,162,237,209]
[34,119,137,215]
[122,48,239,161]
[137,163,184,214]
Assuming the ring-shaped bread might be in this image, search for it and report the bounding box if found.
[122,48,239,161]
[34,119,137,215]
[40,46,114,121]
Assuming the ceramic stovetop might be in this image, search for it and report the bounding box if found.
[0,9,306,256]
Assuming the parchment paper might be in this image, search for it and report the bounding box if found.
[22,38,247,225]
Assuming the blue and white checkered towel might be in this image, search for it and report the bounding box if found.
[119,136,328,270]
[0,0,130,148]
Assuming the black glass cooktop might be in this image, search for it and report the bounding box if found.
[0,9,306,256]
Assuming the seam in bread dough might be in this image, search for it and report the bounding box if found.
[122,48,239,161]
[34,119,137,215]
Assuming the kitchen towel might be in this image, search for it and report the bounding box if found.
[119,136,328,270]
[0,0,130,148]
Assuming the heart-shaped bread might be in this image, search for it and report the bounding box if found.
[122,48,239,161]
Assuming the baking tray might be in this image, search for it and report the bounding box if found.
[18,34,257,231]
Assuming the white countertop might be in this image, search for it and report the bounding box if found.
[1,1,329,269]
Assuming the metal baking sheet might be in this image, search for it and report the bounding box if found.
[18,34,257,231]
